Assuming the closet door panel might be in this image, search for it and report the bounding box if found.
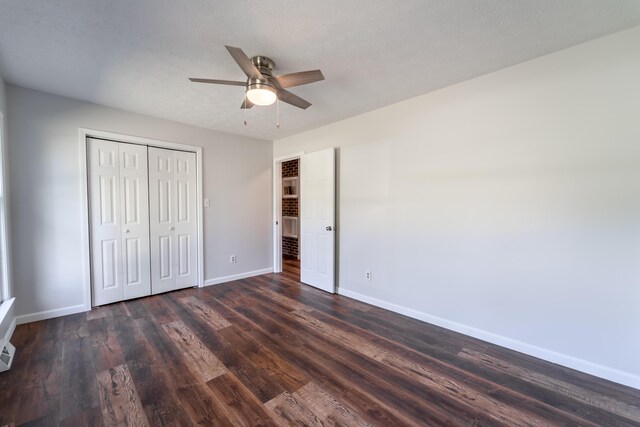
[88,139,123,306]
[159,235,173,278]
[174,151,198,288]
[149,147,177,294]
[119,143,151,300]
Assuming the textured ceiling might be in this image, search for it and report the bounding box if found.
[1,1,640,140]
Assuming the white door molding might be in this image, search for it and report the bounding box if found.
[79,128,204,309]
[0,112,12,303]
[272,152,304,273]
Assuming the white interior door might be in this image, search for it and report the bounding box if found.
[149,147,175,294]
[149,147,198,294]
[119,143,151,300]
[174,151,198,288]
[300,148,335,293]
[89,139,123,305]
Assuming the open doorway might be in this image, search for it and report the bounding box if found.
[274,152,304,280]
[280,158,300,280]
[274,148,336,292]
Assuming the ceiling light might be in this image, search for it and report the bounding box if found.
[190,46,324,111]
[246,86,277,106]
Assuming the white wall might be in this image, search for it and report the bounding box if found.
[7,85,272,320]
[275,27,640,388]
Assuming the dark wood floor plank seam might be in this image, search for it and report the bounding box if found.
[209,291,505,426]
[110,309,203,425]
[161,293,291,403]
[192,289,421,427]
[222,282,587,423]
[96,364,149,426]
[205,373,280,427]
[162,320,228,382]
[0,327,34,423]
[3,258,639,427]
[294,306,620,426]
[226,277,640,426]
[459,347,640,422]
[288,308,589,427]
[253,270,639,426]
[305,293,640,426]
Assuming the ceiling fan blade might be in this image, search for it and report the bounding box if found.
[274,70,324,88]
[277,89,312,109]
[225,45,264,80]
[241,97,254,109]
[189,78,246,86]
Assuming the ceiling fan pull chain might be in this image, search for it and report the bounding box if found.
[243,89,248,126]
[276,98,280,129]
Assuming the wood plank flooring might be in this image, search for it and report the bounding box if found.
[1,258,639,426]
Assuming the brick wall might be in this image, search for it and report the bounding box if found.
[283,237,298,258]
[282,159,298,178]
[282,159,299,257]
[283,198,298,216]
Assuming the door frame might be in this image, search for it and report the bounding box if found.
[79,128,204,310]
[0,112,12,303]
[272,152,305,273]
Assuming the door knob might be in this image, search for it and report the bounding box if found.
[124,229,130,233]
[170,227,175,231]
[326,226,333,231]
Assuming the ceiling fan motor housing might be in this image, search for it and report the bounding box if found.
[251,56,275,74]
[249,56,277,90]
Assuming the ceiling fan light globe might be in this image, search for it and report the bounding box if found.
[246,88,277,106]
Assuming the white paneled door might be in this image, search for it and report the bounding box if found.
[88,139,151,306]
[149,147,198,294]
[300,148,336,293]
[119,143,151,300]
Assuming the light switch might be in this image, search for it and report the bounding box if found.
[203,198,210,207]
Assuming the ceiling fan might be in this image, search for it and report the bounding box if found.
[189,45,324,110]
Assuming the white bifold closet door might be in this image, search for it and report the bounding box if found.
[148,147,198,294]
[88,139,151,306]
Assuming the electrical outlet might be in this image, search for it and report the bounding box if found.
[230,255,237,263]
[365,271,372,281]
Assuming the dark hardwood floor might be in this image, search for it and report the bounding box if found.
[1,258,639,426]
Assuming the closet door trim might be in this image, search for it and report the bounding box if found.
[80,128,204,310]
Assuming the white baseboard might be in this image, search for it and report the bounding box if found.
[338,288,640,390]
[15,269,273,323]
[15,303,88,325]
[204,268,273,287]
